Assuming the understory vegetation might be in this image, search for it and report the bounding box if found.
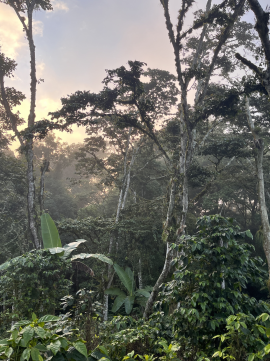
[1,0,270,360]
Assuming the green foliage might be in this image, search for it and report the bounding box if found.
[0,250,72,328]
[62,289,103,351]
[213,312,270,361]
[41,213,62,249]
[0,151,28,260]
[0,313,87,361]
[105,265,150,315]
[156,215,270,360]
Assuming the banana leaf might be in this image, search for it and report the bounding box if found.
[113,264,133,295]
[124,296,135,314]
[105,288,126,297]
[41,213,62,249]
[71,253,113,265]
[112,295,126,313]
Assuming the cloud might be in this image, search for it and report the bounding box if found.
[37,62,46,78]
[50,0,69,12]
[0,4,26,59]
[33,20,44,37]
[38,97,61,118]
[0,6,44,60]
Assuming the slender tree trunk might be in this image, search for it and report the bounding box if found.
[103,130,142,320]
[138,258,143,289]
[143,243,172,319]
[256,142,270,282]
[7,3,40,248]
[245,95,270,282]
[26,139,39,249]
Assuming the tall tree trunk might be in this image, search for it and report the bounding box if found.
[26,5,39,248]
[144,0,245,320]
[245,95,270,282]
[26,139,39,249]
[8,2,40,248]
[256,142,270,282]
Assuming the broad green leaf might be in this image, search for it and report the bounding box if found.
[31,347,41,361]
[20,348,31,361]
[262,313,269,322]
[105,288,126,297]
[35,344,47,352]
[67,348,87,361]
[113,264,133,294]
[32,313,37,322]
[37,315,60,323]
[48,341,61,355]
[266,328,270,337]
[11,329,18,341]
[210,321,216,330]
[258,326,265,334]
[71,253,113,265]
[98,346,109,356]
[41,213,62,249]
[59,337,69,350]
[125,295,135,314]
[22,326,34,345]
[0,346,7,354]
[264,344,270,354]
[91,350,111,361]
[125,267,135,292]
[62,240,87,258]
[11,320,31,330]
[48,247,65,256]
[0,339,8,346]
[73,341,88,358]
[135,289,151,298]
[248,355,255,361]
[112,295,126,313]
[35,327,47,339]
[246,230,253,239]
[5,347,13,358]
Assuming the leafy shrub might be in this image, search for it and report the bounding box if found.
[100,216,270,361]
[0,250,72,331]
[213,312,270,361]
[157,215,270,360]
[0,313,87,361]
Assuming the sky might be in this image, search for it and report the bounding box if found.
[0,0,268,150]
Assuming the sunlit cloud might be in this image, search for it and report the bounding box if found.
[0,4,26,59]
[38,97,61,118]
[50,0,69,12]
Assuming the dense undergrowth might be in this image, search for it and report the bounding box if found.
[0,216,270,361]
